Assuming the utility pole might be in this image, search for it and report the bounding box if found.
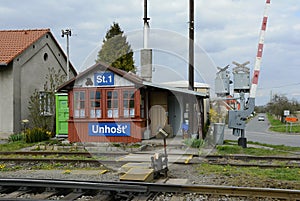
[188,0,195,136]
[188,0,194,91]
[143,0,150,49]
[61,29,72,81]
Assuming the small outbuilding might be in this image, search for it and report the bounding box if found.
[58,62,209,143]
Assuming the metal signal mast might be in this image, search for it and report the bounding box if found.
[228,0,271,148]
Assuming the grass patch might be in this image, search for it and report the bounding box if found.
[0,162,106,172]
[0,141,35,151]
[198,163,300,182]
[248,141,300,152]
[216,145,287,156]
[219,140,300,156]
[268,114,300,133]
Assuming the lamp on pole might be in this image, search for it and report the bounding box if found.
[61,29,72,80]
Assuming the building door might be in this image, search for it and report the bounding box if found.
[168,95,182,136]
[55,94,69,136]
[149,91,168,137]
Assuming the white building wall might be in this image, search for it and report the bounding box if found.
[0,64,14,135]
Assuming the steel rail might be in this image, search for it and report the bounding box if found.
[2,151,300,160]
[1,154,300,168]
[0,151,197,156]
[0,178,147,193]
[0,157,126,165]
[1,178,300,200]
[0,151,126,156]
[0,157,193,166]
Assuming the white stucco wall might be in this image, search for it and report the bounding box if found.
[0,64,14,134]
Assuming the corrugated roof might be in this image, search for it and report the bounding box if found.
[0,29,50,65]
[143,81,207,97]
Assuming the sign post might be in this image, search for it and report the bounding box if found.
[285,117,298,133]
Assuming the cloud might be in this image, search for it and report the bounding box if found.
[1,0,300,105]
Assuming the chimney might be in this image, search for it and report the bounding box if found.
[140,0,153,82]
[140,49,152,82]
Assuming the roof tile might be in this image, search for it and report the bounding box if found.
[0,29,50,65]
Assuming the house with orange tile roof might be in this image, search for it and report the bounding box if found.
[0,29,77,136]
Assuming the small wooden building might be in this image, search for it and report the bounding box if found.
[58,62,208,143]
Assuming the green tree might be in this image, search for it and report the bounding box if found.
[96,22,135,72]
[267,94,300,122]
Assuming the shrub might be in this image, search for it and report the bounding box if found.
[24,127,52,143]
[8,133,24,142]
[184,138,204,148]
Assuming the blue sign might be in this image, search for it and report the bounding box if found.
[94,72,114,86]
[88,122,131,136]
[182,123,189,132]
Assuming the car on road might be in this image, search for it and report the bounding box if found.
[258,116,265,121]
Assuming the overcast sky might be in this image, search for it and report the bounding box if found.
[1,0,300,106]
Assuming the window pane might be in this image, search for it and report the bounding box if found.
[75,110,79,118]
[123,100,129,108]
[96,109,101,118]
[74,92,78,101]
[80,92,85,100]
[124,109,129,117]
[113,91,118,98]
[123,91,128,99]
[90,110,95,118]
[113,109,119,117]
[107,91,112,99]
[107,109,113,118]
[130,91,134,98]
[74,91,85,118]
[107,90,119,118]
[80,109,85,117]
[107,100,112,109]
[129,100,134,108]
[90,91,95,99]
[130,108,135,117]
[113,100,118,108]
[96,91,101,99]
[80,102,85,109]
[74,92,79,108]
[122,90,135,118]
[95,101,100,107]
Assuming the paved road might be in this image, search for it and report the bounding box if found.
[224,113,300,147]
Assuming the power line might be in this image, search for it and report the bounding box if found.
[258,82,300,90]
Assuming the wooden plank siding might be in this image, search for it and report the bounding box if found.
[67,87,146,143]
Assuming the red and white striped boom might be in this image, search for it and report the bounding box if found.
[249,0,271,98]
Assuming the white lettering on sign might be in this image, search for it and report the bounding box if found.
[94,72,114,86]
[88,122,130,136]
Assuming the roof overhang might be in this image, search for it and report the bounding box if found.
[143,81,208,98]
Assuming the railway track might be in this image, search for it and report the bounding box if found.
[2,151,300,160]
[1,151,300,168]
[205,154,300,168]
[0,178,300,200]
